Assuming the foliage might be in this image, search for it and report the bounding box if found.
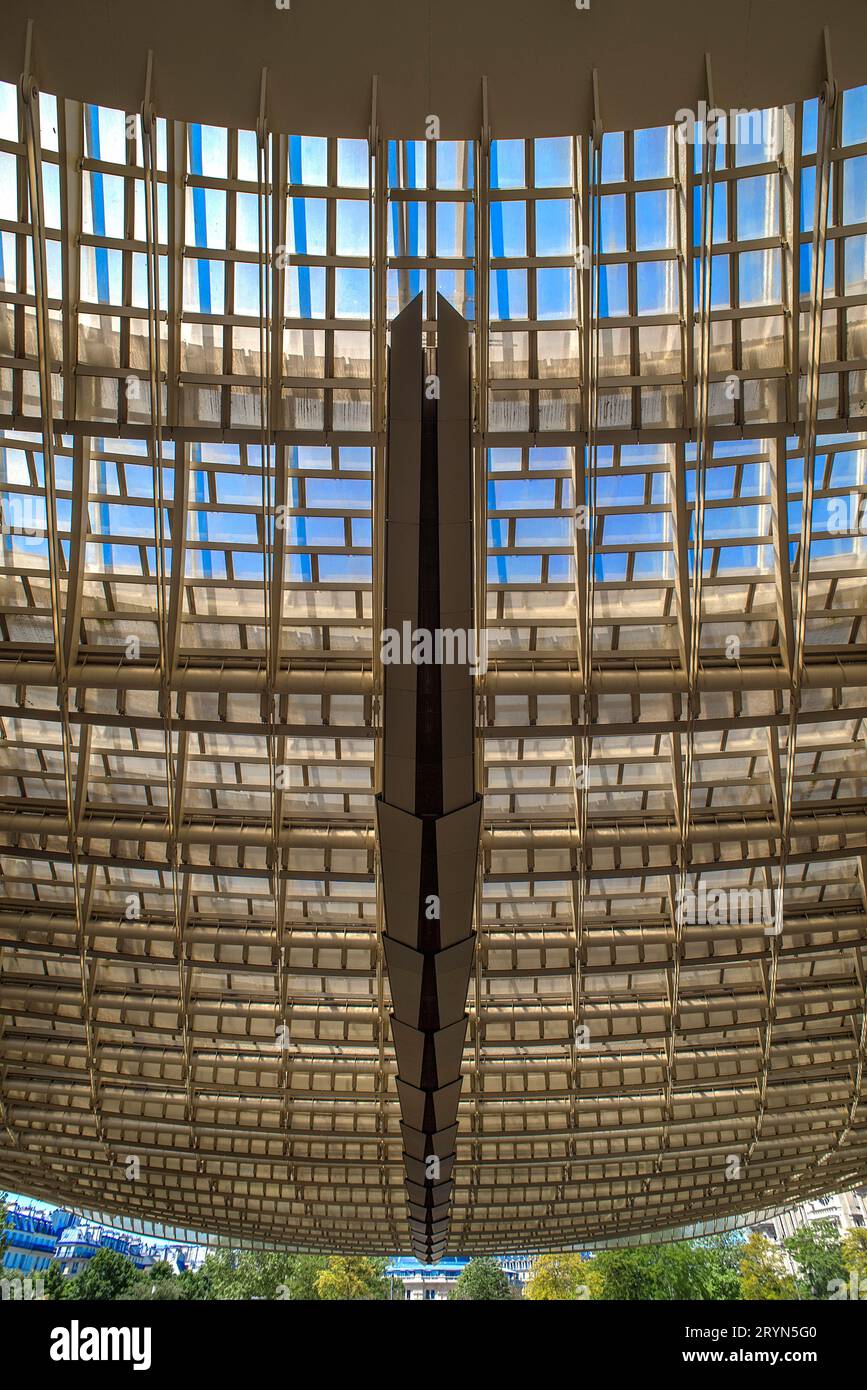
[783,1219,846,1300]
[738,1233,798,1301]
[41,1247,394,1301]
[196,1249,318,1300]
[525,1252,591,1300]
[275,1253,333,1300]
[583,1236,742,1301]
[448,1256,512,1301]
[313,1255,391,1301]
[119,1260,182,1300]
[43,1261,67,1300]
[175,1265,216,1301]
[189,1250,391,1300]
[118,1279,183,1301]
[63,1247,141,1301]
[841,1227,867,1286]
[696,1235,744,1301]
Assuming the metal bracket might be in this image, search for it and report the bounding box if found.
[704,51,715,113]
[20,17,37,107]
[590,68,602,149]
[369,73,379,148]
[141,49,155,134]
[256,66,269,147]
[822,25,837,107]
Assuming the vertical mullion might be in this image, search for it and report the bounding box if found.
[728,143,741,428]
[832,105,845,419]
[58,97,82,424]
[221,127,238,431]
[325,138,336,434]
[118,111,135,427]
[626,131,640,430]
[468,95,490,1235]
[781,102,801,425]
[579,133,592,439]
[427,136,436,322]
[675,121,694,430]
[271,133,288,430]
[166,118,186,429]
[13,87,28,419]
[527,138,538,435]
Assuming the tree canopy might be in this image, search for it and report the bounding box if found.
[63,1247,142,1301]
[313,1255,391,1301]
[448,1257,513,1300]
[783,1219,847,1300]
[525,1252,590,1300]
[841,1227,867,1289]
[738,1233,798,1301]
[574,1237,742,1302]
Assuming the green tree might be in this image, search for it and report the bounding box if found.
[841,1227,867,1289]
[195,1249,333,1300]
[176,1264,216,1300]
[119,1259,181,1300]
[448,1257,512,1301]
[199,1250,285,1300]
[314,1255,390,1301]
[784,1219,846,1300]
[275,1253,331,1300]
[738,1233,798,1300]
[585,1240,740,1301]
[65,1247,140,1301]
[43,1261,67,1300]
[526,1252,590,1300]
[697,1235,743,1301]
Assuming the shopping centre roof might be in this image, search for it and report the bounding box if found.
[0,7,866,1256]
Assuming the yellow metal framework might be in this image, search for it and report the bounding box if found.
[1,43,867,1254]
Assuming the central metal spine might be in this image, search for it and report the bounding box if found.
[376,293,482,1264]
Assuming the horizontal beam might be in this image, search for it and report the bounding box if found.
[1,806,866,850]
[0,660,372,695]
[2,415,866,451]
[1,656,866,697]
[484,661,867,695]
[3,906,864,941]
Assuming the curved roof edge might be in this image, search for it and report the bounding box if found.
[4,1176,854,1259]
[2,0,866,140]
[59,1200,818,1255]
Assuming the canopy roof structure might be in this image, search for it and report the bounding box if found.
[0,7,867,1258]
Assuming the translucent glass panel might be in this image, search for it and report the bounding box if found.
[283,135,373,430]
[0,430,374,667]
[489,136,579,432]
[481,433,867,663]
[2,78,866,439]
[386,137,475,323]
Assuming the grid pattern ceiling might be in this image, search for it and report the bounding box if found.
[0,66,867,1255]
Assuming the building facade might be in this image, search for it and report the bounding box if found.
[386,1254,531,1300]
[1,1200,75,1275]
[2,1196,202,1283]
[750,1187,867,1246]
